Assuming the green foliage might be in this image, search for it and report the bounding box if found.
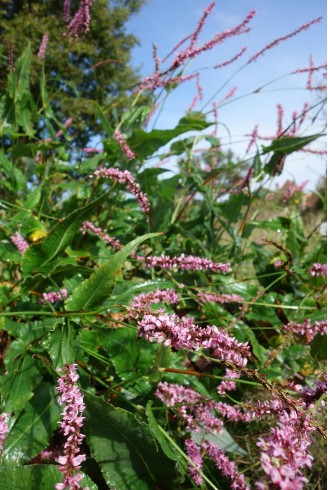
[0,7,326,489]
[84,393,178,490]
[0,0,146,146]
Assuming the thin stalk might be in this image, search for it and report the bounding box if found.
[156,424,221,490]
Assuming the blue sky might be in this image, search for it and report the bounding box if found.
[126,0,326,190]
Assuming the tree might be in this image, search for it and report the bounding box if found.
[0,0,146,146]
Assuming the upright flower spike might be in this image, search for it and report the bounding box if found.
[256,410,314,489]
[114,130,136,160]
[38,33,48,60]
[10,232,29,254]
[0,413,9,453]
[56,364,88,490]
[66,0,93,38]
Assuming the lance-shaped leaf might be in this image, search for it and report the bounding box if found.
[84,393,177,490]
[146,401,178,461]
[127,112,213,159]
[2,383,61,464]
[0,465,97,489]
[49,322,75,370]
[262,134,322,176]
[1,353,42,416]
[65,232,160,312]
[22,193,107,275]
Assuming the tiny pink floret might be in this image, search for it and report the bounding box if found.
[56,364,88,490]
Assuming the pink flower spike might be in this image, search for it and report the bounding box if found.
[56,364,87,490]
[0,413,9,452]
[185,439,204,486]
[91,168,149,213]
[140,253,231,274]
[114,130,136,160]
[38,33,48,60]
[214,47,247,69]
[138,313,250,367]
[197,292,243,304]
[128,289,179,318]
[66,0,93,38]
[189,2,216,50]
[80,221,122,250]
[308,262,327,277]
[64,0,71,23]
[38,289,68,304]
[248,17,322,64]
[256,410,314,489]
[203,441,249,489]
[10,232,29,254]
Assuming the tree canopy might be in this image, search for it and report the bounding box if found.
[0,0,146,146]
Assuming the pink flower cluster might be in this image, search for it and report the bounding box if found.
[56,364,88,490]
[141,254,231,273]
[300,377,326,408]
[39,289,68,304]
[80,221,122,250]
[308,262,327,277]
[156,382,248,488]
[38,33,48,60]
[66,0,93,38]
[10,232,29,254]
[205,441,249,489]
[91,168,150,213]
[185,439,249,489]
[197,292,243,304]
[113,130,136,160]
[216,369,241,396]
[0,413,9,452]
[281,180,308,203]
[138,312,250,367]
[137,5,255,92]
[155,382,223,434]
[282,318,327,344]
[248,17,322,64]
[185,439,204,486]
[256,410,314,490]
[128,289,179,318]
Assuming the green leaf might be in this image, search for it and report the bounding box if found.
[128,113,212,159]
[146,401,178,461]
[48,322,75,369]
[1,353,42,415]
[0,149,26,192]
[310,334,327,360]
[219,193,248,223]
[98,328,153,381]
[148,345,172,383]
[21,264,92,293]
[65,232,161,312]
[22,193,107,275]
[233,323,267,363]
[84,393,177,490]
[23,186,41,210]
[193,427,247,456]
[262,134,322,176]
[2,383,61,464]
[262,134,322,155]
[6,43,31,102]
[0,465,96,490]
